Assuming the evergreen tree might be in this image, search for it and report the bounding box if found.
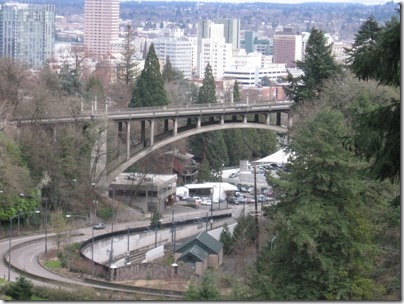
[129,43,168,107]
[249,110,379,300]
[5,276,33,300]
[195,159,212,183]
[344,16,381,82]
[219,222,234,255]
[286,27,341,103]
[198,63,216,104]
[232,214,256,249]
[190,63,227,177]
[233,80,241,102]
[117,24,140,88]
[162,56,175,83]
[185,272,221,300]
[150,210,162,228]
[222,129,249,166]
[344,14,400,194]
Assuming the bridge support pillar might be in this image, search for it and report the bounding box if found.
[288,114,293,129]
[173,118,178,136]
[276,112,281,126]
[164,119,169,132]
[118,122,124,141]
[90,125,108,191]
[243,115,247,124]
[150,119,155,146]
[220,115,224,125]
[141,121,146,147]
[197,117,201,128]
[126,121,131,160]
[265,114,270,125]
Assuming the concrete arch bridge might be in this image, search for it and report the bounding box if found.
[94,101,293,191]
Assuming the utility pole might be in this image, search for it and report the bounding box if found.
[254,164,259,268]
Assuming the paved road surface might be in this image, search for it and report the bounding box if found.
[0,203,259,290]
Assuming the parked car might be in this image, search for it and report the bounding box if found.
[93,223,106,230]
[246,197,255,204]
[188,196,202,204]
[235,196,246,204]
[201,198,212,205]
[228,196,237,204]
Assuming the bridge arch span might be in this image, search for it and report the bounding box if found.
[105,122,287,187]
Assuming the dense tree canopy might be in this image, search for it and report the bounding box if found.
[344,13,400,189]
[250,110,380,300]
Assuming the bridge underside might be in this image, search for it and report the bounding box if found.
[91,110,291,191]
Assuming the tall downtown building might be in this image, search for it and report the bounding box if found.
[0,2,55,69]
[273,32,302,69]
[84,0,119,58]
[154,30,194,80]
[214,18,240,50]
[197,19,233,80]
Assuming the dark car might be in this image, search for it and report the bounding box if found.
[228,196,237,204]
[93,223,106,230]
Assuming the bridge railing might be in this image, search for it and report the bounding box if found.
[102,100,293,115]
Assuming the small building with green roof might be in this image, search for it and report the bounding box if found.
[174,231,223,275]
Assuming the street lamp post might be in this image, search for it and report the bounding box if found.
[8,210,40,281]
[91,199,98,277]
[65,214,87,235]
[65,214,87,271]
[218,163,224,210]
[210,188,213,230]
[43,197,48,254]
[91,222,95,277]
[93,200,98,220]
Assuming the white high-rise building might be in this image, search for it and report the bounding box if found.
[197,20,233,80]
[0,2,55,69]
[84,0,119,58]
[154,36,194,80]
[215,18,241,50]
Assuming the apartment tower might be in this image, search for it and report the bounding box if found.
[273,31,302,68]
[84,0,119,58]
[215,18,241,50]
[0,3,55,69]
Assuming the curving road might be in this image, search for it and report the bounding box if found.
[0,204,255,294]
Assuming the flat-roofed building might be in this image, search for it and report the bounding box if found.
[273,32,302,68]
[153,37,194,79]
[109,173,177,214]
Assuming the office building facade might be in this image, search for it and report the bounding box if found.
[154,36,194,80]
[215,18,240,50]
[84,0,119,58]
[197,19,233,79]
[0,3,55,69]
[273,33,302,68]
